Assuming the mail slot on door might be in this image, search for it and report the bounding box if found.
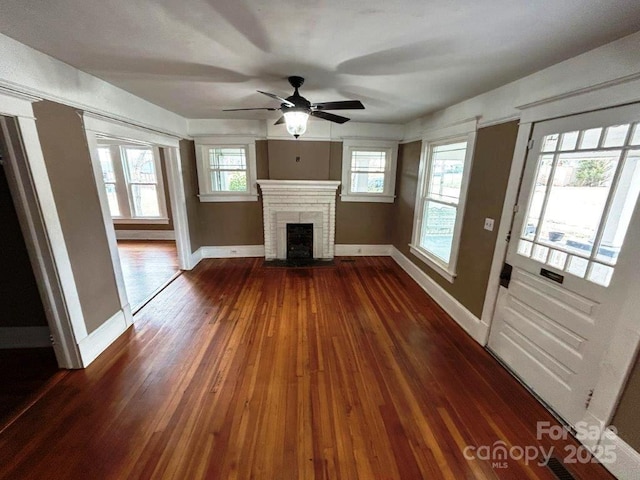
[540,268,564,284]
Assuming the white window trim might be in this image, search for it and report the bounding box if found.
[98,144,169,224]
[340,139,398,203]
[410,119,477,283]
[194,135,258,202]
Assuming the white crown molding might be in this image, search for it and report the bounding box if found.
[0,85,42,104]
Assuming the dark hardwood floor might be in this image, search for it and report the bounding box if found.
[0,257,614,479]
[0,348,61,430]
[117,240,179,310]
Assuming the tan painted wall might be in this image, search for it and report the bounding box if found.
[33,100,120,334]
[114,148,174,231]
[196,140,268,246]
[612,353,640,451]
[268,140,331,180]
[393,121,519,317]
[0,122,49,328]
[328,141,394,244]
[196,138,395,246]
[180,139,202,253]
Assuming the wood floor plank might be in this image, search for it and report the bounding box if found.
[0,257,615,480]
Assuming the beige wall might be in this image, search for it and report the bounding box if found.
[268,140,331,180]
[393,121,519,317]
[0,120,49,329]
[328,141,394,244]
[196,140,268,246]
[34,101,121,334]
[179,139,202,253]
[612,352,640,451]
[114,148,174,231]
[196,138,393,246]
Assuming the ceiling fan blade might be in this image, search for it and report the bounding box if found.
[257,90,295,107]
[274,116,285,125]
[311,100,365,111]
[222,107,278,111]
[311,111,350,124]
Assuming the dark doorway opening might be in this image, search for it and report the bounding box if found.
[0,121,60,429]
[287,223,313,261]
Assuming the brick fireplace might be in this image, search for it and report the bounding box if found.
[257,180,341,260]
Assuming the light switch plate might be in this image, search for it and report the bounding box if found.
[484,218,495,231]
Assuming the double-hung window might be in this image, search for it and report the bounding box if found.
[341,139,398,202]
[97,144,168,223]
[411,122,476,282]
[195,137,258,202]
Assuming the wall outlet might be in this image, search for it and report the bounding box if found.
[484,218,495,231]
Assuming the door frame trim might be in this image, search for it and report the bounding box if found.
[0,93,84,368]
[82,113,193,333]
[485,90,640,455]
[480,122,532,328]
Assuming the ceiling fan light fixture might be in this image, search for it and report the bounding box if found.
[283,110,309,139]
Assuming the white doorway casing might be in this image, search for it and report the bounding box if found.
[257,180,340,260]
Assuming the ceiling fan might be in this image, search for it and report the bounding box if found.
[223,76,365,138]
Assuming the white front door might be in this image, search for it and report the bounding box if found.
[488,104,640,427]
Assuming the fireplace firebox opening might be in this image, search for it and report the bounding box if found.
[287,223,313,260]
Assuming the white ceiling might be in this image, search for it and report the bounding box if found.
[1,0,639,124]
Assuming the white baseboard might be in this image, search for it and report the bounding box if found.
[391,247,489,345]
[0,326,51,348]
[598,428,640,479]
[187,248,204,270]
[77,309,129,367]
[200,245,265,259]
[335,244,393,256]
[115,230,175,241]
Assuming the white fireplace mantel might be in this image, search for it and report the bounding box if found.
[257,180,341,260]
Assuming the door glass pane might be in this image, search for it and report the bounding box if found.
[566,256,588,277]
[131,184,160,217]
[518,119,640,287]
[559,131,579,151]
[587,263,614,287]
[538,151,618,255]
[547,250,567,269]
[419,201,457,263]
[541,134,559,152]
[123,148,156,183]
[532,244,549,263]
[578,128,602,149]
[522,154,554,240]
[595,150,640,264]
[105,183,120,217]
[603,125,630,148]
[517,240,533,257]
[631,124,640,146]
